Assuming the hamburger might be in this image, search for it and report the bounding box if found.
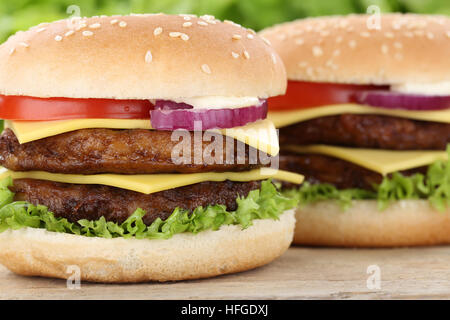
[259,14,450,247]
[0,14,303,282]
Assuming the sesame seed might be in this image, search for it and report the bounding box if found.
[271,53,277,64]
[348,40,357,48]
[394,42,403,49]
[110,19,118,25]
[180,33,189,41]
[320,31,330,37]
[335,36,343,43]
[9,48,15,55]
[169,32,181,38]
[183,22,192,27]
[426,32,434,39]
[54,35,63,41]
[295,38,304,46]
[231,52,239,59]
[36,27,46,33]
[394,53,403,61]
[76,23,87,31]
[446,31,450,38]
[298,61,308,68]
[243,51,250,59]
[247,29,256,35]
[89,23,101,29]
[201,64,211,74]
[360,31,370,37]
[333,49,340,56]
[385,32,394,38]
[232,34,242,40]
[197,21,208,26]
[224,20,234,25]
[312,46,323,57]
[119,21,127,28]
[82,31,93,37]
[145,50,152,63]
[154,27,163,36]
[247,34,254,39]
[261,37,271,46]
[183,16,191,21]
[414,30,424,37]
[381,44,389,54]
[19,42,29,48]
[65,30,74,37]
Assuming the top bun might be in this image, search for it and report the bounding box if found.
[0,14,286,99]
[259,14,450,85]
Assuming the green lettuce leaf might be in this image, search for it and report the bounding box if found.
[0,179,297,239]
[285,146,450,212]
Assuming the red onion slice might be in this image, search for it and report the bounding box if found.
[150,99,268,130]
[355,91,450,111]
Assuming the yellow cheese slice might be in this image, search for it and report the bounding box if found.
[0,168,303,194]
[284,144,448,176]
[6,118,279,156]
[268,104,450,128]
[217,120,279,156]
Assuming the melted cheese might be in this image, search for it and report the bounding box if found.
[284,144,448,175]
[0,168,303,194]
[6,118,279,156]
[268,104,450,128]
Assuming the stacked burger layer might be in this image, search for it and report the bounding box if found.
[260,14,450,247]
[0,14,303,282]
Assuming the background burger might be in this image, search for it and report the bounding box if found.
[260,14,450,247]
[0,14,303,282]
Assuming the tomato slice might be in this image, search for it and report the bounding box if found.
[0,95,153,120]
[268,81,389,111]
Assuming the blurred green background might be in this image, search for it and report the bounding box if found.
[1,0,450,43]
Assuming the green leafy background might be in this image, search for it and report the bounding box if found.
[1,0,450,43]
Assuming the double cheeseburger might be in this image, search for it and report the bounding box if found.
[0,14,302,282]
[260,14,450,247]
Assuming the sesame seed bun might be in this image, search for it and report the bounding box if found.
[0,14,286,99]
[0,210,295,283]
[293,201,450,247]
[259,14,450,85]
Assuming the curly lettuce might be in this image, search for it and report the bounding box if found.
[0,179,297,239]
[285,147,450,212]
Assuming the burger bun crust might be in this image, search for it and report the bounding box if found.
[0,210,295,283]
[294,200,450,247]
[0,14,286,99]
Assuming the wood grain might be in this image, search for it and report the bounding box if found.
[2,246,450,299]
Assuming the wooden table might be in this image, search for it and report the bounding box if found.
[1,246,450,299]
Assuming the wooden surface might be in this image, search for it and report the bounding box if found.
[2,246,450,299]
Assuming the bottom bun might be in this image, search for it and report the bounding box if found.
[294,200,450,247]
[0,210,295,283]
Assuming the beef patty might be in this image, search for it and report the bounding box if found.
[0,128,266,174]
[279,152,426,190]
[11,179,261,225]
[279,114,450,150]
